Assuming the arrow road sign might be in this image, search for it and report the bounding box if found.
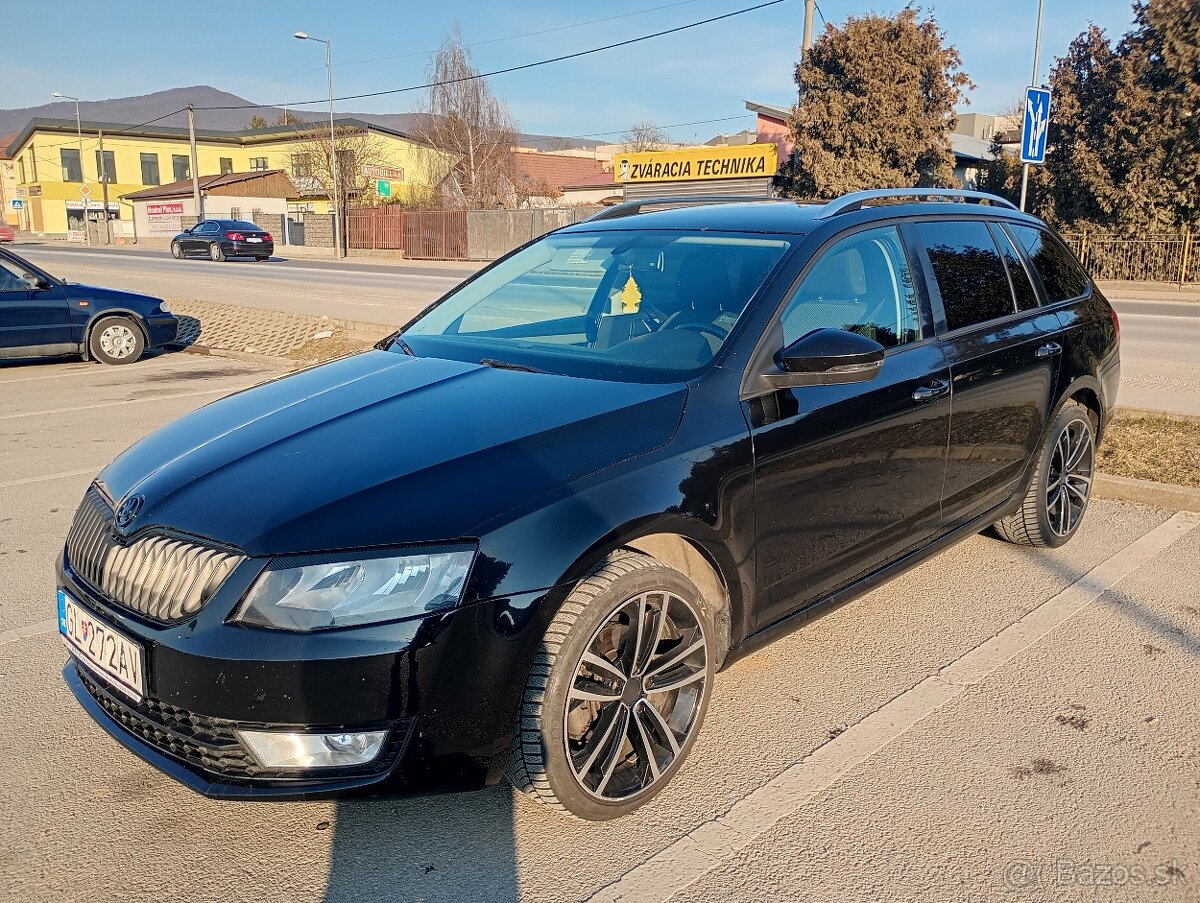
[1021,86,1052,165]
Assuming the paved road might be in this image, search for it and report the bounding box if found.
[17,242,477,327]
[1,353,1198,902]
[1110,300,1200,415]
[14,243,1200,411]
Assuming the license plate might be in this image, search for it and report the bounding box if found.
[58,590,145,702]
[246,237,262,243]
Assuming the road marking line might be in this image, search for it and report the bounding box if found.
[0,468,101,490]
[0,619,57,647]
[0,360,184,385]
[0,388,230,420]
[591,511,1200,903]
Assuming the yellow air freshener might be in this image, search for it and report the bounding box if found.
[620,273,642,313]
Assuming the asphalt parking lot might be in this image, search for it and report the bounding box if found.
[1,351,1198,903]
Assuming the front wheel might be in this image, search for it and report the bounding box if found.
[993,400,1096,548]
[89,316,145,365]
[508,551,714,820]
[209,242,225,262]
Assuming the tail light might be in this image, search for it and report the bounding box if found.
[1110,306,1120,343]
[263,233,272,242]
[226,231,245,241]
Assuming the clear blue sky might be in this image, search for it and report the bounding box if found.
[7,0,1138,140]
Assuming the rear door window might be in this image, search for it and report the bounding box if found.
[914,221,1015,332]
[1006,225,1089,303]
[780,225,922,349]
[991,224,1040,312]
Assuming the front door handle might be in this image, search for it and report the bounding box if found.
[1036,342,1063,359]
[912,378,950,402]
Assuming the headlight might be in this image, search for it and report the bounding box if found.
[234,546,475,632]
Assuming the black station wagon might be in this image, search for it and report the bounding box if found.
[58,189,1119,819]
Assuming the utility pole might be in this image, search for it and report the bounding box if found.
[295,32,342,259]
[1019,0,1046,212]
[187,104,202,221]
[799,0,817,104]
[98,129,111,245]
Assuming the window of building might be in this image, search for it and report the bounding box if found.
[291,154,312,179]
[219,158,234,175]
[60,148,83,182]
[249,157,268,172]
[95,150,117,183]
[140,153,161,186]
[914,220,1015,331]
[172,155,190,183]
[1006,225,1089,304]
[229,207,242,221]
[17,158,26,183]
[780,225,923,349]
[28,151,37,182]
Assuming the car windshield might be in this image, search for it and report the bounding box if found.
[397,229,794,382]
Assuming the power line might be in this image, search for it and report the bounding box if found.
[566,114,752,140]
[233,0,707,97]
[197,0,787,111]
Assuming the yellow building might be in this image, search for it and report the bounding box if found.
[2,117,452,238]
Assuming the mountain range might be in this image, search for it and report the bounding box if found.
[0,86,600,151]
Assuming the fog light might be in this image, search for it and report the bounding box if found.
[236,729,387,769]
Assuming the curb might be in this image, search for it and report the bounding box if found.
[1093,473,1200,512]
[175,344,296,369]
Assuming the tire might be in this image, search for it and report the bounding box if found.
[993,400,1096,548]
[170,241,183,259]
[508,550,715,820]
[209,242,225,262]
[89,316,145,365]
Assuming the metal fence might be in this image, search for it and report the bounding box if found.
[1060,229,1198,283]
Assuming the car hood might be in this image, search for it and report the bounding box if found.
[97,351,687,555]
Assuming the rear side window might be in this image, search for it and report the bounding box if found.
[1007,225,1089,303]
[914,221,1014,331]
[780,225,922,349]
[992,224,1040,312]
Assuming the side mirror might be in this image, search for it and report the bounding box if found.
[775,328,885,385]
[23,273,52,291]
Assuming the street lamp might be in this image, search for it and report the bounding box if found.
[294,31,342,259]
[52,91,90,246]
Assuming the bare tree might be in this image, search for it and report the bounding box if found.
[621,121,670,153]
[288,123,406,213]
[414,25,522,209]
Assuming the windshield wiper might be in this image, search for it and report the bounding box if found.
[479,358,549,374]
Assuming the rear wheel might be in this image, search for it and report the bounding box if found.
[209,242,225,262]
[89,316,145,365]
[993,400,1095,548]
[508,551,714,820]
[170,241,183,259]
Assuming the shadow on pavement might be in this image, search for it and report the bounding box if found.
[326,787,520,902]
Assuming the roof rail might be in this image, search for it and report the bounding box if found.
[815,188,1020,220]
[584,196,783,222]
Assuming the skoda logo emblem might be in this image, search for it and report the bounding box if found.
[114,494,145,530]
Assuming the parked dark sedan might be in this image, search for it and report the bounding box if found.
[171,219,274,262]
[0,246,177,364]
[58,190,1119,819]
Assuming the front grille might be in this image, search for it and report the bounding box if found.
[76,665,413,784]
[77,666,262,778]
[65,487,243,624]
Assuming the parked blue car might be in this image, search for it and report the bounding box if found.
[0,247,178,364]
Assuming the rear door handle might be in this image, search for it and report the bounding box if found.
[1036,342,1062,359]
[912,379,950,402]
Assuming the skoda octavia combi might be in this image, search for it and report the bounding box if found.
[58,190,1119,819]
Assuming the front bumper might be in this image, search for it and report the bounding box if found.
[146,314,179,348]
[58,555,554,799]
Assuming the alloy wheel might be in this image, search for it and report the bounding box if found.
[1046,416,1093,537]
[98,323,138,360]
[563,591,708,801]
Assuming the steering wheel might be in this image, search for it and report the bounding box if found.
[674,321,730,341]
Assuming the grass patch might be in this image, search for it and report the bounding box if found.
[1098,413,1200,488]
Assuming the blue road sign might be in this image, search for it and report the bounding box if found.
[9,199,23,209]
[1021,86,1052,165]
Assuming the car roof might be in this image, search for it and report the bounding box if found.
[561,191,1039,237]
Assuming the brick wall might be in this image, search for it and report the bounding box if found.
[302,213,336,248]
